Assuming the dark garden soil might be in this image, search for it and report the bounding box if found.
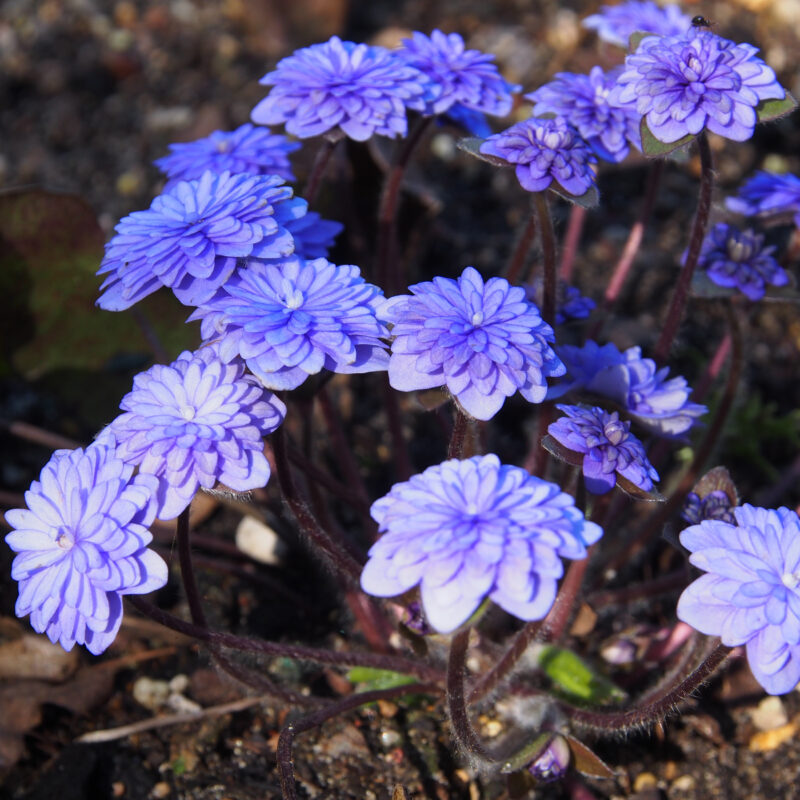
[3,0,800,798]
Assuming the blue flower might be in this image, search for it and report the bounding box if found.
[582,1,691,48]
[549,341,707,437]
[526,66,642,163]
[361,455,602,633]
[443,103,493,137]
[398,29,519,117]
[726,171,800,226]
[4,442,168,654]
[678,504,800,694]
[480,117,597,196]
[97,171,307,310]
[189,258,389,390]
[251,36,430,141]
[548,404,659,494]
[682,490,736,525]
[694,223,788,301]
[382,266,565,421]
[109,347,286,520]
[613,30,786,144]
[526,279,596,325]
[284,212,343,260]
[154,123,301,188]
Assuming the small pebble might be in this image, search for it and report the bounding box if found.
[750,695,788,731]
[380,730,402,748]
[235,516,284,565]
[112,782,126,797]
[151,782,171,799]
[671,775,695,792]
[748,722,797,752]
[633,772,658,792]
[133,677,170,711]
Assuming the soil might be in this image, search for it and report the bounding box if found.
[3,1,800,799]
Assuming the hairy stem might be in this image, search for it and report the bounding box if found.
[303,136,339,206]
[561,641,730,732]
[559,204,587,282]
[448,408,469,459]
[504,211,537,285]
[376,117,433,295]
[533,191,557,328]
[127,596,444,682]
[653,134,713,363]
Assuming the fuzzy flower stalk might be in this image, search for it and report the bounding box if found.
[678,505,800,694]
[382,266,565,420]
[361,455,602,633]
[108,347,286,520]
[4,442,168,654]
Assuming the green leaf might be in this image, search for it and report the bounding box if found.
[639,118,695,157]
[456,137,509,167]
[0,190,196,376]
[756,92,798,124]
[346,667,416,692]
[564,735,616,779]
[691,466,739,507]
[537,646,626,704]
[549,182,600,209]
[627,30,658,52]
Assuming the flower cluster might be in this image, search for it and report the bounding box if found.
[361,455,602,633]
[526,66,642,162]
[583,1,691,48]
[109,347,286,520]
[726,171,800,226]
[382,266,565,420]
[4,442,168,654]
[251,36,429,141]
[678,505,800,694]
[695,223,788,301]
[398,29,519,117]
[154,123,301,188]
[97,171,307,310]
[549,341,707,437]
[481,117,597,196]
[548,404,659,494]
[613,30,786,144]
[190,258,389,390]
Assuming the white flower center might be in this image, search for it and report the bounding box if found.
[471,311,484,326]
[180,405,196,421]
[781,571,800,591]
[56,527,75,550]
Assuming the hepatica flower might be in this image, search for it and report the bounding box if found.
[678,505,800,694]
[382,266,565,421]
[109,347,286,520]
[251,36,429,141]
[547,404,659,494]
[4,442,167,654]
[613,30,786,144]
[526,278,596,325]
[398,29,519,117]
[284,212,343,260]
[190,258,389,390]
[726,171,800,226]
[526,66,642,163]
[361,455,602,633]
[480,117,597,196]
[682,490,736,525]
[550,341,707,437]
[583,1,691,48]
[154,123,301,188]
[695,223,788,301]
[97,171,307,310]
